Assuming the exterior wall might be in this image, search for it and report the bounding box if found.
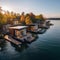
[31,25,38,31]
[22,29,26,36]
[9,29,15,36]
[13,21,19,25]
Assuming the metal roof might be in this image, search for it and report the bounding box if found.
[9,26,28,30]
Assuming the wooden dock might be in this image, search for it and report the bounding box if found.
[26,37,35,43]
[4,35,22,46]
[24,33,36,43]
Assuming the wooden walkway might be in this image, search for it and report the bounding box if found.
[4,35,22,46]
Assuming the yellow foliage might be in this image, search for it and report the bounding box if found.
[25,16,32,25]
[20,15,25,23]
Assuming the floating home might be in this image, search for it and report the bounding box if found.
[8,26,36,43]
[38,20,53,29]
[27,23,45,34]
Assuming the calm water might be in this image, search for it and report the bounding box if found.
[0,20,60,60]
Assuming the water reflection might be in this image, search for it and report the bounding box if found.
[39,28,48,34]
[11,43,29,52]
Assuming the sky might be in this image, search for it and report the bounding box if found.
[0,0,60,18]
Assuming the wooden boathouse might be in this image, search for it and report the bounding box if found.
[26,23,42,34]
[8,26,35,43]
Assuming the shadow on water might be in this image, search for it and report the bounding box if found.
[39,28,48,34]
[11,43,29,52]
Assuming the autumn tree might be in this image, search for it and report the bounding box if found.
[0,12,4,24]
[0,7,7,26]
[20,12,25,24]
[25,14,32,25]
[29,12,36,23]
[0,11,7,31]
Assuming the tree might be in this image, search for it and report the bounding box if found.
[36,14,46,21]
[29,12,36,23]
[25,14,32,25]
[0,13,4,24]
[20,12,25,24]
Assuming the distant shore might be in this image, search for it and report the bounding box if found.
[47,18,60,20]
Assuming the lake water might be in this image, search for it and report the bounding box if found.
[0,20,60,60]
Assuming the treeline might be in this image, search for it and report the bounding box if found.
[47,18,60,20]
[0,6,46,27]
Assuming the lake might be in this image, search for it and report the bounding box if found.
[0,20,60,60]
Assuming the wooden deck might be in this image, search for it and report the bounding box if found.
[16,33,35,43]
[4,35,22,45]
[26,36,35,43]
[25,33,35,43]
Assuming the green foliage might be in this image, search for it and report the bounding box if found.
[35,14,46,21]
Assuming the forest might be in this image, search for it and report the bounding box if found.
[0,6,46,30]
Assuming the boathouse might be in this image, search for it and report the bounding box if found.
[9,26,35,43]
[27,23,39,32]
[9,26,28,38]
[13,18,19,25]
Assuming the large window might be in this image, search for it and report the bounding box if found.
[15,29,26,38]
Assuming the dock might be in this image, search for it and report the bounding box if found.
[4,35,22,46]
[24,33,36,43]
[26,37,35,43]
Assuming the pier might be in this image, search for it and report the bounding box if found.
[4,35,22,46]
